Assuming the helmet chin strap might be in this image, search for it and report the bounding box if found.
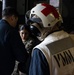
[37,26,59,41]
[37,28,51,41]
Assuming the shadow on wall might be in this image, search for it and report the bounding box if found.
[61,0,74,33]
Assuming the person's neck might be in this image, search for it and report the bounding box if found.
[2,17,14,27]
[49,25,59,34]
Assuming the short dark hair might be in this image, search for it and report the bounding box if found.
[19,25,30,32]
[2,7,19,17]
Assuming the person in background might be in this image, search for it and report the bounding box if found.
[19,24,41,53]
[18,24,41,75]
[28,3,74,75]
[19,25,32,53]
[0,7,28,75]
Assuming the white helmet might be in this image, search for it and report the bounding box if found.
[29,3,63,41]
[30,3,62,28]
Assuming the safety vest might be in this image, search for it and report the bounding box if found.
[33,30,74,75]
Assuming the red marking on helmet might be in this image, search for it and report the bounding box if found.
[41,3,59,18]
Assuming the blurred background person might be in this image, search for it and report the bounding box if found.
[19,24,41,53]
[0,7,28,75]
[16,24,41,75]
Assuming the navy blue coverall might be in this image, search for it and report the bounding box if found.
[29,48,50,75]
[0,20,28,75]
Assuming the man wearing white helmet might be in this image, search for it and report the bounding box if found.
[28,3,74,75]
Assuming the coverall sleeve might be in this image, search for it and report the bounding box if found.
[29,48,50,75]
